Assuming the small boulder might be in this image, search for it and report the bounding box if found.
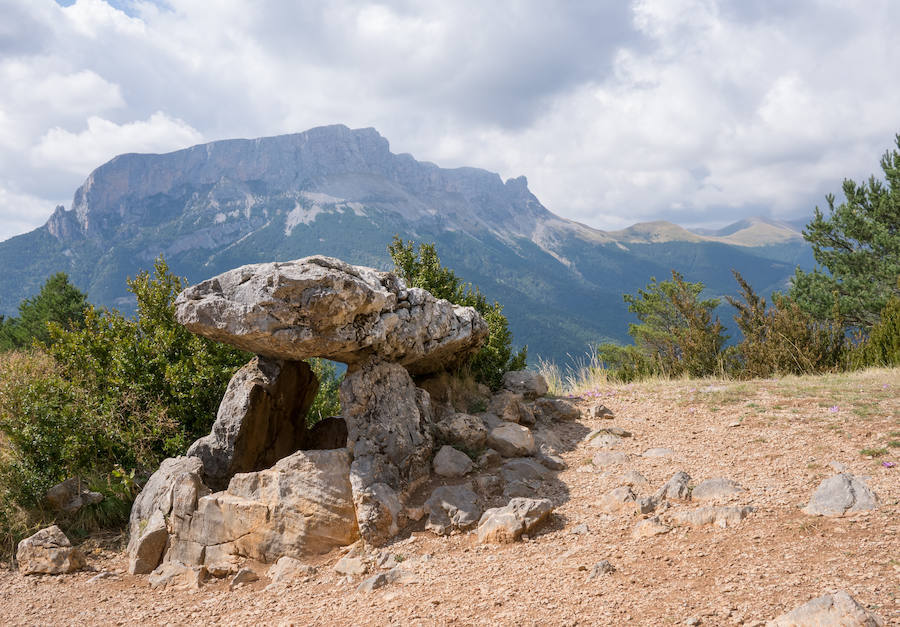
[803,473,878,517]
[587,404,614,419]
[472,474,505,498]
[127,510,169,575]
[534,398,581,422]
[586,432,622,449]
[266,556,317,584]
[230,568,259,588]
[489,391,533,425]
[588,560,616,578]
[433,445,473,478]
[669,506,755,528]
[424,485,482,535]
[620,470,649,487]
[691,478,744,502]
[654,471,692,501]
[435,412,487,451]
[477,497,554,544]
[501,371,549,400]
[487,423,536,457]
[477,448,502,468]
[334,556,367,577]
[16,525,85,575]
[632,516,670,539]
[45,478,103,514]
[591,451,629,468]
[148,562,207,590]
[597,486,637,514]
[356,567,404,593]
[536,450,567,471]
[767,590,884,627]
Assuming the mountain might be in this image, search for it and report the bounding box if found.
[0,125,813,363]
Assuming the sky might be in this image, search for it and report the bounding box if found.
[1,0,899,242]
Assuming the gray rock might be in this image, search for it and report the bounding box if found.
[636,496,658,514]
[536,450,567,471]
[501,371,549,400]
[230,568,259,588]
[128,510,169,575]
[334,555,367,576]
[477,448,502,468]
[174,256,488,376]
[148,561,207,590]
[356,567,404,593]
[424,485,481,535]
[500,458,550,484]
[304,416,348,450]
[16,526,85,575]
[632,516,670,538]
[433,445,473,478]
[803,473,879,517]
[534,398,581,422]
[486,423,536,457]
[669,506,755,528]
[643,447,675,458]
[654,471,692,501]
[691,478,744,502]
[586,432,622,449]
[477,498,554,544]
[489,391,532,425]
[472,474,505,498]
[570,523,590,535]
[266,556,317,584]
[828,460,849,473]
[186,357,318,490]
[597,486,637,514]
[45,478,103,514]
[767,590,884,626]
[591,451,629,467]
[435,412,487,451]
[620,470,649,487]
[587,404,614,419]
[588,560,615,578]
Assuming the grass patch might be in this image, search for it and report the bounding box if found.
[859,448,888,457]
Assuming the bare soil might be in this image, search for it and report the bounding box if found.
[1,368,897,626]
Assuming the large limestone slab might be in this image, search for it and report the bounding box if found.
[174,256,488,375]
[187,357,318,490]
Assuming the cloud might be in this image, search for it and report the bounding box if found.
[32,112,203,174]
[1,0,900,242]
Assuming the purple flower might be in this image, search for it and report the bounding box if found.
[828,405,839,413]
[883,461,896,468]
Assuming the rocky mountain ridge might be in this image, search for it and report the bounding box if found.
[1,125,813,362]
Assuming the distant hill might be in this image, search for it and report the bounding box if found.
[0,125,813,364]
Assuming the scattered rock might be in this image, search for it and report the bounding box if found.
[591,451,629,468]
[586,432,623,449]
[472,474,505,498]
[767,590,884,626]
[669,506,755,528]
[477,448,502,468]
[636,496,659,514]
[334,556,367,577]
[433,445,474,477]
[536,450,567,471]
[803,473,878,517]
[16,526,85,575]
[632,516,670,539]
[534,398,581,422]
[587,560,616,578]
[477,498,554,544]
[691,478,744,501]
[127,510,169,576]
[424,485,481,535]
[500,458,549,498]
[620,470,649,487]
[643,447,675,458]
[230,568,259,588]
[435,412,488,451]
[45,478,104,514]
[489,391,533,425]
[654,471,692,501]
[587,404,614,419]
[501,371,549,400]
[597,486,638,514]
[487,423,536,457]
[356,567,404,593]
[266,557,317,584]
[148,562,207,590]
[570,523,590,535]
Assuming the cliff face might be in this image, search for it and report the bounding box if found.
[2,125,811,363]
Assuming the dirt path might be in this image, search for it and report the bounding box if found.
[1,369,897,626]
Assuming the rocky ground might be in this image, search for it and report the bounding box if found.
[1,368,897,626]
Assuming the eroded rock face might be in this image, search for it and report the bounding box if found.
[174,256,488,375]
[187,357,319,490]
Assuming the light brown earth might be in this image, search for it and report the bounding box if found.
[1,368,897,626]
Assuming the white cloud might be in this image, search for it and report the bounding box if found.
[31,112,203,174]
[1,0,900,243]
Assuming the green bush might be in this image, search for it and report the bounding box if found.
[306,358,343,427]
[727,271,847,378]
[388,236,527,389]
[0,272,89,351]
[857,293,900,367]
[593,343,661,383]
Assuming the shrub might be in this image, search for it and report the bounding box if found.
[856,293,900,367]
[388,237,527,389]
[0,273,89,351]
[306,358,343,427]
[726,271,847,378]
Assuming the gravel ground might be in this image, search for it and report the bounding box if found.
[0,368,897,626]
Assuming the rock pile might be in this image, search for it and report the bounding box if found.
[125,256,564,579]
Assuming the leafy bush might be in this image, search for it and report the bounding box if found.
[0,272,89,351]
[306,358,343,427]
[856,293,900,367]
[388,236,527,389]
[597,270,727,380]
[726,271,847,378]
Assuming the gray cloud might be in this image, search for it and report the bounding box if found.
[1,0,899,242]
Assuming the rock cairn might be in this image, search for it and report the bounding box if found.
[126,255,524,575]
